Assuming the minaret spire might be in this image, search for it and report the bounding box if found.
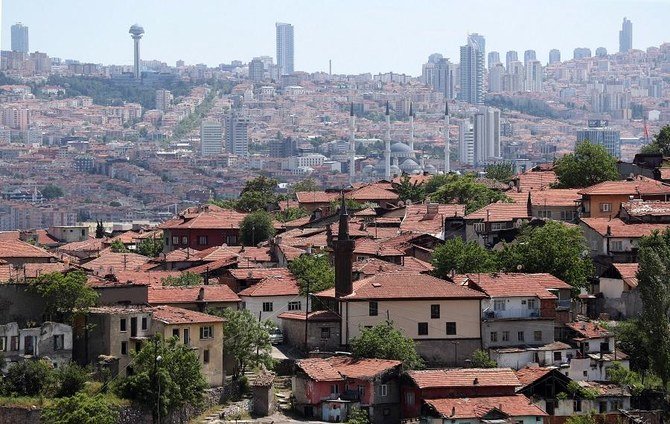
[349,102,356,184]
[384,101,391,180]
[334,191,354,299]
[409,102,415,157]
[444,101,450,174]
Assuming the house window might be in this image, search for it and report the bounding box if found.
[405,391,415,405]
[141,317,148,331]
[518,331,525,341]
[574,399,582,412]
[203,349,210,364]
[473,222,485,233]
[321,327,331,339]
[171,236,179,245]
[491,222,507,231]
[599,401,607,413]
[181,236,188,245]
[418,323,428,336]
[262,302,273,312]
[288,301,301,311]
[172,329,179,338]
[198,236,208,245]
[200,326,213,339]
[331,384,339,395]
[120,318,127,332]
[431,304,440,319]
[10,336,18,351]
[583,370,588,377]
[554,352,562,361]
[446,322,457,335]
[121,341,128,355]
[380,384,388,397]
[358,385,365,397]
[53,334,65,351]
[611,240,624,251]
[135,341,142,352]
[0,336,6,351]
[502,331,510,342]
[226,235,237,245]
[527,298,537,310]
[534,331,543,342]
[600,203,612,212]
[369,301,378,316]
[493,299,506,311]
[490,332,498,342]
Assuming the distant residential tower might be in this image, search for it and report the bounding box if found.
[11,23,29,53]
[276,22,294,75]
[619,18,632,53]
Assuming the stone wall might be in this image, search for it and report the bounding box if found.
[415,338,481,367]
[0,406,42,424]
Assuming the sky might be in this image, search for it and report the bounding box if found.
[3,0,670,76]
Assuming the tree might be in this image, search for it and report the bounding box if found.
[216,308,272,378]
[431,238,499,277]
[351,321,424,369]
[95,221,105,239]
[160,272,203,287]
[240,211,276,246]
[485,162,516,183]
[42,184,64,200]
[640,125,670,156]
[241,175,278,197]
[429,174,511,214]
[565,412,597,424]
[637,229,670,388]
[288,254,335,296]
[109,239,129,253]
[115,336,206,422]
[42,392,118,424]
[275,207,309,223]
[612,319,649,375]
[394,175,426,203]
[2,359,55,396]
[498,221,594,290]
[554,140,619,188]
[346,407,370,424]
[423,174,451,196]
[470,349,497,368]
[54,362,89,397]
[137,237,164,257]
[236,190,270,212]
[292,178,319,193]
[31,271,99,323]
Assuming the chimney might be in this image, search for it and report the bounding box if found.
[451,407,456,417]
[333,192,355,298]
[197,287,205,301]
[473,378,479,385]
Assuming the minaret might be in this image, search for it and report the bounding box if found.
[333,193,354,299]
[409,102,415,156]
[349,102,356,184]
[444,102,450,174]
[384,101,391,180]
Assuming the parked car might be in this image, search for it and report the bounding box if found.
[269,327,284,345]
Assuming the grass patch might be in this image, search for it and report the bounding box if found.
[0,396,52,408]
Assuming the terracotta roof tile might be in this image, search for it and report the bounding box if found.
[150,305,225,325]
[465,202,531,222]
[621,201,670,217]
[21,262,72,278]
[408,368,520,389]
[455,273,570,299]
[58,238,105,253]
[228,267,292,281]
[238,275,300,297]
[566,321,612,339]
[148,285,240,304]
[515,367,553,387]
[277,310,340,321]
[82,252,151,273]
[578,176,670,196]
[0,240,55,260]
[516,170,558,192]
[425,395,547,419]
[580,218,669,238]
[159,208,248,230]
[530,189,582,207]
[297,356,401,382]
[401,204,465,234]
[612,263,639,288]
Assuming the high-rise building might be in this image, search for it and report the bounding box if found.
[504,61,525,92]
[577,121,621,159]
[488,51,501,69]
[525,60,543,92]
[11,23,29,53]
[473,107,501,165]
[225,110,249,156]
[468,33,486,62]
[458,119,475,166]
[276,22,294,75]
[459,38,484,105]
[505,51,518,71]
[548,49,561,64]
[595,47,608,57]
[200,120,223,156]
[155,89,173,111]
[523,50,536,65]
[574,47,592,60]
[248,58,264,82]
[488,63,504,93]
[435,58,455,99]
[619,17,632,53]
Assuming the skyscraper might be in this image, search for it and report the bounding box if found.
[248,58,264,82]
[573,47,592,60]
[577,121,621,159]
[619,17,632,53]
[459,37,484,105]
[468,33,486,63]
[276,22,294,75]
[488,63,504,93]
[11,23,29,53]
[155,89,173,111]
[548,49,561,64]
[523,50,536,65]
[200,120,223,156]
[473,107,501,165]
[225,110,250,156]
[505,51,518,71]
[525,60,543,92]
[488,51,501,69]
[595,47,608,57]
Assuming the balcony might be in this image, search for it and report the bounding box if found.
[483,308,541,320]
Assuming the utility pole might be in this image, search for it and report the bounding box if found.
[304,278,310,352]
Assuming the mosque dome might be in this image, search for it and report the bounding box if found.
[400,158,421,173]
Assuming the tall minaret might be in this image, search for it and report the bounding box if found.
[444,102,450,174]
[334,193,354,299]
[409,102,415,156]
[349,102,356,184]
[384,101,391,180]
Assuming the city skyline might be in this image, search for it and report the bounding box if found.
[3,0,669,75]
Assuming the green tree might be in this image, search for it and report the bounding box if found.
[54,362,89,398]
[498,221,594,289]
[565,412,597,424]
[394,175,426,203]
[216,308,272,378]
[137,237,164,257]
[109,239,129,253]
[431,238,499,277]
[31,271,99,323]
[485,162,515,183]
[607,362,643,394]
[351,321,424,369]
[95,221,105,239]
[240,211,276,245]
[346,407,370,424]
[42,184,64,200]
[470,349,497,368]
[554,140,619,188]
[424,174,451,196]
[640,125,670,156]
[160,272,204,287]
[292,178,319,193]
[637,229,670,388]
[288,254,335,296]
[430,174,511,214]
[115,336,206,422]
[42,392,118,424]
[612,319,649,375]
[2,359,55,396]
[275,207,309,223]
[241,175,278,197]
[236,190,270,212]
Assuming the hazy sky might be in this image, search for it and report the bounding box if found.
[3,0,670,75]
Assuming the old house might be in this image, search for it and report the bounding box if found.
[238,274,305,325]
[578,176,670,219]
[0,321,73,370]
[421,394,547,424]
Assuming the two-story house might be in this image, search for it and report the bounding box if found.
[579,217,668,263]
[463,202,531,247]
[578,176,670,218]
[562,321,629,382]
[315,272,485,366]
[595,263,641,319]
[421,394,547,424]
[293,356,402,423]
[147,285,240,312]
[0,321,73,370]
[238,274,305,325]
[528,189,582,221]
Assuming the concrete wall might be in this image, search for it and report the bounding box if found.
[280,318,341,352]
[482,319,555,349]
[95,285,148,305]
[415,338,481,367]
[241,295,306,325]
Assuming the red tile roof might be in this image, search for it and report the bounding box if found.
[425,395,547,419]
[578,176,670,196]
[317,272,485,300]
[82,252,151,273]
[621,201,670,217]
[295,191,339,204]
[296,356,401,382]
[347,184,399,202]
[514,367,553,387]
[227,267,292,281]
[530,189,582,207]
[465,202,530,222]
[150,305,225,325]
[108,270,183,286]
[401,204,465,234]
[612,263,639,288]
[21,262,72,278]
[58,238,105,253]
[353,257,431,276]
[148,285,240,304]
[0,240,55,260]
[455,273,570,300]
[277,310,340,322]
[566,321,612,339]
[159,207,248,230]
[238,275,300,297]
[580,218,669,238]
[408,368,520,389]
[516,170,558,192]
